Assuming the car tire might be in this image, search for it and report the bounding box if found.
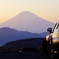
[50,49,54,59]
[42,38,49,54]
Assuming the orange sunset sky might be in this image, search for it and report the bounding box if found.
[0,0,59,23]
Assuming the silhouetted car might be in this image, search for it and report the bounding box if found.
[42,22,59,58]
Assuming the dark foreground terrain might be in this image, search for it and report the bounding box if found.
[0,37,59,59]
[0,51,59,59]
[0,51,51,59]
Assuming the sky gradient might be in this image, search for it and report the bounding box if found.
[0,0,59,23]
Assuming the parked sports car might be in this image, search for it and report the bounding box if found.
[42,22,59,58]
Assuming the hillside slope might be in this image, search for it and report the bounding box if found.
[0,27,40,45]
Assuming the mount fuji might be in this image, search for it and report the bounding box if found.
[0,11,55,33]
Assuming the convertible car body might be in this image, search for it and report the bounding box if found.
[42,22,59,58]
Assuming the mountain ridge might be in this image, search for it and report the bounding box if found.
[0,27,40,45]
[0,11,55,33]
[0,27,49,45]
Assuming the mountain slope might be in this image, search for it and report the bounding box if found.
[0,11,55,33]
[0,27,41,45]
[2,38,44,48]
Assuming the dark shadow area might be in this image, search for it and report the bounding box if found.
[0,50,51,59]
[23,48,36,51]
[54,53,59,59]
[0,38,51,59]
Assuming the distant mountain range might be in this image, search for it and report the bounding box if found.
[0,27,49,45]
[0,11,55,45]
[0,27,39,45]
[0,11,55,33]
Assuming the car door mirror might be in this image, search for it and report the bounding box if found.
[47,27,52,33]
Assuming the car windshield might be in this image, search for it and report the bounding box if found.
[56,23,59,29]
[53,23,59,32]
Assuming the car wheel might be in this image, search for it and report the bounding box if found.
[50,49,54,59]
[42,38,49,54]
